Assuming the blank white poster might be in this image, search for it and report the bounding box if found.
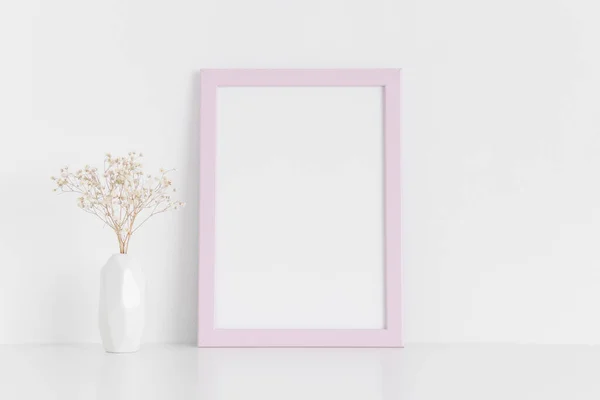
[215,87,384,329]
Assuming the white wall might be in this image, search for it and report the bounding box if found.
[1,0,600,344]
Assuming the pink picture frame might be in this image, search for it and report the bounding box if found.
[198,69,402,347]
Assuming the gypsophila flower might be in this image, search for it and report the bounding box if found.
[52,152,185,254]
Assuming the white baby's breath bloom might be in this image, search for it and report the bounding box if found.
[52,152,185,254]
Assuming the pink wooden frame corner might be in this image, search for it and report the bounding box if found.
[198,69,402,347]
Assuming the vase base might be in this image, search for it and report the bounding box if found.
[104,346,141,354]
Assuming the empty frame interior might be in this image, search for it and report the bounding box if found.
[214,86,385,330]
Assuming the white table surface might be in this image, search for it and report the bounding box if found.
[1,344,598,399]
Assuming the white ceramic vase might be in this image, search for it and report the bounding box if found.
[99,254,146,353]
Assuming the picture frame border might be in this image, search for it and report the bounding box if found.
[198,69,402,347]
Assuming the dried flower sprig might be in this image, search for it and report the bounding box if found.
[52,152,185,254]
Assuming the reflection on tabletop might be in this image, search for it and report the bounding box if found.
[1,344,599,399]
